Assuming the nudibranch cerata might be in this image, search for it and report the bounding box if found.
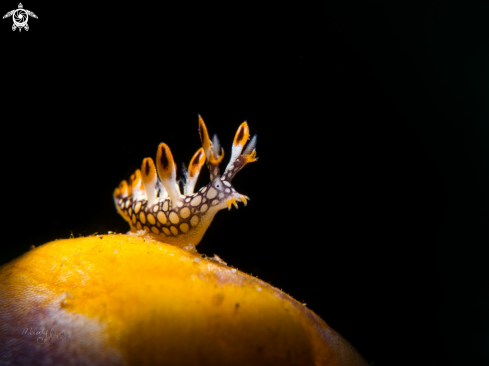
[113,115,257,247]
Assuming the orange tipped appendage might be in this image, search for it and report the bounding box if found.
[118,180,130,197]
[199,115,225,166]
[223,123,257,181]
[233,122,250,150]
[141,158,157,185]
[156,143,175,182]
[113,180,132,222]
[0,235,369,366]
[130,169,144,191]
[141,158,158,205]
[185,147,206,195]
[198,115,211,156]
[188,147,205,180]
[156,143,182,204]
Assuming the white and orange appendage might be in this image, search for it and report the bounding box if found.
[113,116,257,247]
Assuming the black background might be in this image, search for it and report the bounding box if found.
[1,1,489,365]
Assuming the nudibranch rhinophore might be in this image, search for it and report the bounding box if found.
[113,115,257,247]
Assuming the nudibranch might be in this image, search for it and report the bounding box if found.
[113,115,257,247]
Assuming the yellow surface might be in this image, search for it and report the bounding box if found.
[0,235,368,366]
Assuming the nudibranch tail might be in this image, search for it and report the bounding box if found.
[113,115,257,247]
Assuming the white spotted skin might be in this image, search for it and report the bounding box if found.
[114,177,247,248]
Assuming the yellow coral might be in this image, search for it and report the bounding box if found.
[0,235,368,365]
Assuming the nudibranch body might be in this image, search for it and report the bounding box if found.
[113,116,257,247]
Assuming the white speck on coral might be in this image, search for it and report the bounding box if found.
[136,230,147,237]
[194,258,201,263]
[256,287,262,291]
[183,244,197,253]
[231,269,236,273]
[114,249,118,254]
[210,254,227,265]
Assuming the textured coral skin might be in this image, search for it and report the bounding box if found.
[0,235,368,366]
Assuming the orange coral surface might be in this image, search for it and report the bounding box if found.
[0,235,368,366]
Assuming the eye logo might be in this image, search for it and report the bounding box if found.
[3,3,37,32]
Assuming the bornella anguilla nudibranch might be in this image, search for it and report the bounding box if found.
[113,115,257,247]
